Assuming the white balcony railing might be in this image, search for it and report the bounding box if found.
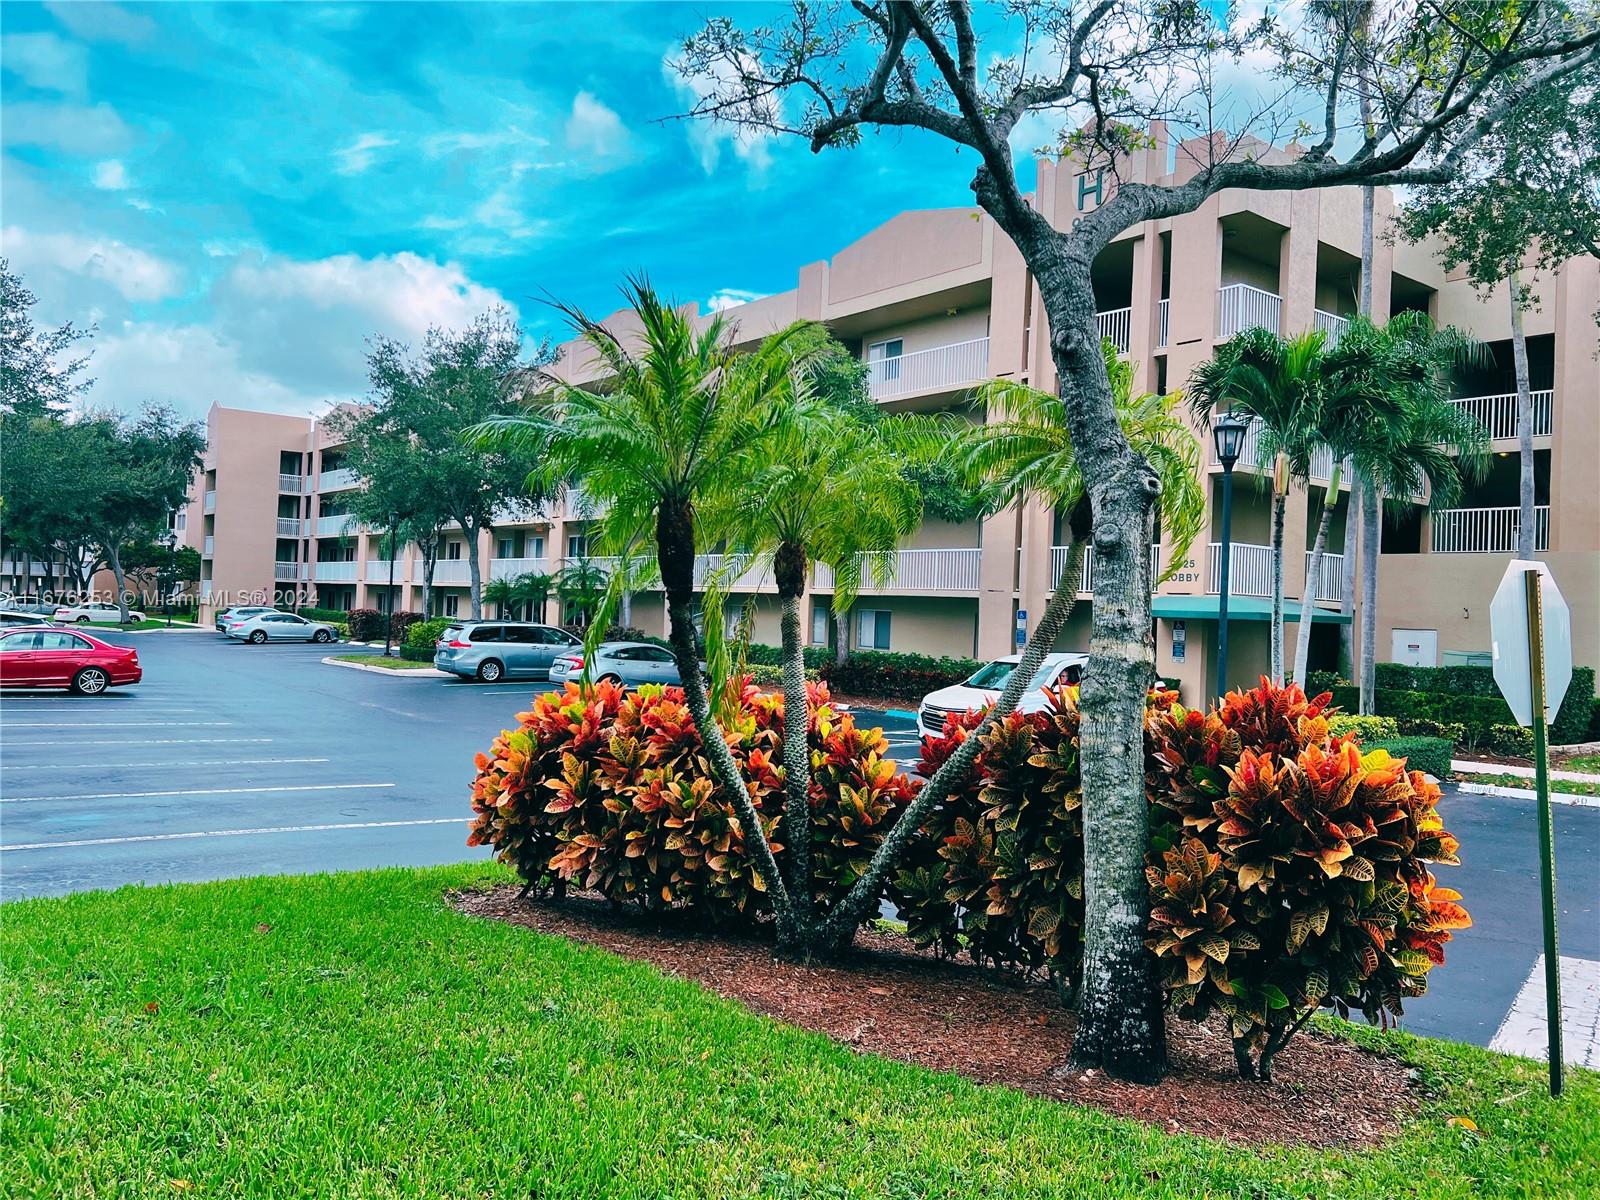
[1450,390,1554,441]
[1157,298,1170,348]
[274,561,306,582]
[1431,506,1550,554]
[203,490,216,514]
[278,473,304,494]
[275,517,305,537]
[1215,416,1341,483]
[866,337,990,401]
[363,560,410,584]
[432,559,472,584]
[489,556,552,581]
[1304,551,1343,603]
[316,514,356,537]
[1217,284,1282,339]
[693,554,770,590]
[816,548,982,593]
[203,536,215,557]
[313,560,359,583]
[1095,307,1132,352]
[1207,542,1275,599]
[318,468,359,491]
[1050,543,1162,595]
[1313,309,1349,344]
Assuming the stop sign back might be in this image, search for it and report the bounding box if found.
[1490,560,1573,728]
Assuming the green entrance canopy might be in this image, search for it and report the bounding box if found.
[1151,595,1351,624]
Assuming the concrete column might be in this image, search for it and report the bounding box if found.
[1550,257,1600,551]
[1127,233,1159,394]
[1279,201,1320,337]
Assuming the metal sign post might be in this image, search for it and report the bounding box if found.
[1490,560,1573,1095]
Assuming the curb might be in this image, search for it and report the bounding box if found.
[1455,780,1598,810]
[1453,758,1600,785]
[322,656,448,678]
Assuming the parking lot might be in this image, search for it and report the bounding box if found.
[1,629,1595,1058]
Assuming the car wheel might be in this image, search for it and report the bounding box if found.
[76,615,91,624]
[71,666,109,695]
[598,673,622,685]
[476,658,504,683]
[248,630,268,644]
[312,629,332,643]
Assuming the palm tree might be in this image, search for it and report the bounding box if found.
[1188,329,1328,685]
[511,570,553,624]
[1319,313,1490,712]
[708,398,921,920]
[482,575,516,619]
[951,340,1207,599]
[552,558,609,629]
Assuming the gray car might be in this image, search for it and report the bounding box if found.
[548,641,696,688]
[432,621,582,683]
[227,611,339,644]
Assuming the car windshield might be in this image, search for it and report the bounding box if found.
[964,660,1058,692]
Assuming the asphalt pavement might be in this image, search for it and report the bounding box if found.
[1,630,1594,1059]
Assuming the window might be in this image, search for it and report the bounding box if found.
[641,647,674,663]
[567,533,588,559]
[496,537,515,559]
[538,627,576,645]
[856,609,891,650]
[174,512,187,531]
[811,604,829,646]
[446,542,463,561]
[502,626,538,643]
[0,632,39,652]
[529,535,545,559]
[867,338,904,382]
[37,631,89,650]
[470,626,503,643]
[443,595,459,617]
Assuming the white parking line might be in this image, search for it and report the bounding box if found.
[2,721,234,728]
[2,757,331,771]
[2,782,396,804]
[1,816,469,852]
[2,737,272,747]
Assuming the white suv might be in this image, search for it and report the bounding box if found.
[916,653,1089,739]
[52,601,146,624]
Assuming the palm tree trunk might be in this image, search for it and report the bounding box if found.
[833,608,849,666]
[420,541,437,617]
[1358,477,1380,714]
[1269,489,1286,684]
[1344,64,1376,683]
[1339,483,1358,678]
[814,548,1083,956]
[1509,276,1537,561]
[1293,467,1339,686]
[776,540,813,926]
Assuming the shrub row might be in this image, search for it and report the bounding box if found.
[295,606,351,623]
[745,663,820,687]
[742,642,831,669]
[470,676,1466,1077]
[1326,714,1397,742]
[1330,686,1539,755]
[346,608,423,643]
[1362,737,1454,779]
[1315,666,1593,747]
[819,649,982,701]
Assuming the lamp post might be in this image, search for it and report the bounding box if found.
[1211,411,1251,700]
[382,523,399,658]
[157,530,177,628]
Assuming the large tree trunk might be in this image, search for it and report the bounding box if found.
[1358,477,1380,714]
[465,520,484,619]
[775,539,813,926]
[1338,483,1359,679]
[1293,467,1340,686]
[106,542,129,623]
[1509,277,1537,561]
[656,498,799,945]
[1269,485,1287,684]
[420,539,438,617]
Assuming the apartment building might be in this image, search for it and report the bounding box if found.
[187,121,1598,701]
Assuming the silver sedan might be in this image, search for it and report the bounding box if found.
[549,641,701,687]
[227,612,339,644]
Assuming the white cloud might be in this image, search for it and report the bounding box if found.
[1,31,88,95]
[707,288,766,312]
[423,128,544,158]
[663,50,776,181]
[92,159,130,190]
[334,132,397,175]
[1,225,182,302]
[3,101,130,155]
[565,91,630,161]
[43,1,156,45]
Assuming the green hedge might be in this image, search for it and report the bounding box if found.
[1327,714,1398,742]
[745,663,820,687]
[819,650,982,702]
[1363,736,1454,779]
[743,642,830,669]
[1330,667,1596,752]
[1365,664,1594,745]
[295,606,350,623]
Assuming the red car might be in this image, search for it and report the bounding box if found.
[0,626,141,694]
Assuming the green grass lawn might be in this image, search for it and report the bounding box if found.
[87,619,202,631]
[329,653,438,671]
[4,865,1596,1199]
[1459,771,1600,797]
[1558,753,1600,774]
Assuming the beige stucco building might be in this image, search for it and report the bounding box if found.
[185,123,1599,701]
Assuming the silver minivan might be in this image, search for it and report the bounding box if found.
[432,621,582,683]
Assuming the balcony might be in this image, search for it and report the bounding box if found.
[203,536,215,557]
[815,548,982,593]
[1303,551,1344,602]
[363,559,410,584]
[1095,307,1132,353]
[1050,544,1162,595]
[318,467,359,491]
[432,559,472,584]
[1205,543,1345,602]
[274,561,307,582]
[1217,284,1282,339]
[1450,390,1554,441]
[1157,299,1170,348]
[312,560,359,583]
[316,514,357,537]
[203,490,216,514]
[489,556,552,581]
[1214,417,1341,483]
[278,473,305,494]
[694,554,771,591]
[1431,506,1549,554]
[276,517,306,537]
[1313,309,1349,345]
[866,337,990,401]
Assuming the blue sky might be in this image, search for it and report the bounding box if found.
[2,1,1028,420]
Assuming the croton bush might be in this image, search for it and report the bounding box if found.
[890,679,1469,1079]
[467,678,914,922]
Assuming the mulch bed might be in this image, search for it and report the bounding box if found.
[453,885,1420,1148]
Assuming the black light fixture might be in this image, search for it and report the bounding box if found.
[1211,410,1251,699]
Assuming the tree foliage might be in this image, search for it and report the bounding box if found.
[1,260,93,418]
